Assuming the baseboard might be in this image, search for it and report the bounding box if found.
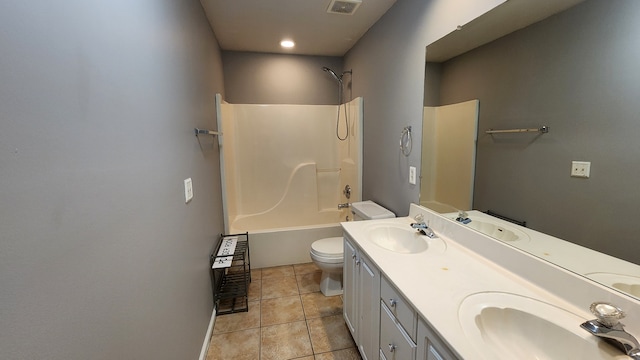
[199,308,216,360]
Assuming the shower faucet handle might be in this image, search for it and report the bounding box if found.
[343,185,352,199]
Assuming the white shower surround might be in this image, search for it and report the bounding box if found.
[217,96,363,268]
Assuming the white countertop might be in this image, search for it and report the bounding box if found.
[341,204,638,359]
[443,210,640,283]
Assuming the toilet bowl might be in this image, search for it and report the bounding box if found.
[310,237,344,297]
[310,201,395,296]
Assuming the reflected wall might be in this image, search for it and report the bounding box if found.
[432,0,640,264]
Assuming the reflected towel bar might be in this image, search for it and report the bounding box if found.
[195,128,222,136]
[486,210,527,227]
[485,125,549,134]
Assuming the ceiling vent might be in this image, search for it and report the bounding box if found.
[327,0,362,15]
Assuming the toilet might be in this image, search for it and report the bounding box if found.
[310,201,395,296]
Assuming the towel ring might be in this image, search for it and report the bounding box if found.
[400,126,412,156]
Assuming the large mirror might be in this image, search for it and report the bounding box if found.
[421,0,640,299]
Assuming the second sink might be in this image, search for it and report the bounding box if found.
[458,292,625,359]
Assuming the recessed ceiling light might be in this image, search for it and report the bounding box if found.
[280,40,295,48]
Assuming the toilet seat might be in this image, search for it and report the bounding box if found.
[311,237,343,263]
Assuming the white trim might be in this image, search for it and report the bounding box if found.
[199,308,217,360]
[215,93,230,234]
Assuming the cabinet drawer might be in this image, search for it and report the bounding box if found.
[380,301,416,360]
[381,275,417,340]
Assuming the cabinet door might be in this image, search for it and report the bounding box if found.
[343,237,358,337]
[416,318,458,360]
[358,252,380,360]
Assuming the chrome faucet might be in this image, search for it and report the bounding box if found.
[581,302,640,359]
[410,213,436,238]
[337,203,351,209]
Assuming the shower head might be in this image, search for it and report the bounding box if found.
[322,67,343,84]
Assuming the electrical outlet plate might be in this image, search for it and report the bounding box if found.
[571,161,590,178]
[184,178,193,203]
[409,166,417,185]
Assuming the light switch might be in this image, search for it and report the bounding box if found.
[184,178,193,203]
[570,161,590,178]
[409,166,417,185]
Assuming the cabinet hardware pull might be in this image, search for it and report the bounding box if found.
[351,253,356,259]
[388,344,397,352]
[355,259,361,266]
[389,299,397,307]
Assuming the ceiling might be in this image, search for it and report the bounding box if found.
[199,0,397,57]
[426,0,586,62]
[201,0,587,59]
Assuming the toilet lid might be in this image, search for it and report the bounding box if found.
[311,237,343,257]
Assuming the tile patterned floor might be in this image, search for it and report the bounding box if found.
[207,263,362,360]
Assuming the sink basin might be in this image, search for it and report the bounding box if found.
[363,223,445,254]
[454,216,530,242]
[458,292,624,359]
[585,272,640,298]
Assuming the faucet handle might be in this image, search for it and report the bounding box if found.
[590,302,626,328]
[414,213,424,222]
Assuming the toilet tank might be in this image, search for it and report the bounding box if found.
[351,201,395,221]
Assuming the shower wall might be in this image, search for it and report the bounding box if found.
[219,97,362,234]
[421,100,479,213]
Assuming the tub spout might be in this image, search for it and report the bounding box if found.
[338,203,351,209]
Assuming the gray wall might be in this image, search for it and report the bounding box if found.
[436,0,640,263]
[222,51,343,104]
[343,0,505,215]
[0,1,225,359]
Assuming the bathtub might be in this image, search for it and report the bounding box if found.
[229,210,348,269]
[217,96,364,269]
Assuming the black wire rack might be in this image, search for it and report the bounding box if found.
[210,232,251,315]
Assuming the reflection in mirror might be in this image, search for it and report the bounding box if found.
[420,100,478,213]
[422,0,640,300]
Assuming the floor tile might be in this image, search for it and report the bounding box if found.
[247,278,261,302]
[208,328,260,360]
[261,321,313,360]
[293,262,321,275]
[296,271,322,294]
[251,268,262,280]
[213,300,260,334]
[314,347,362,360]
[307,315,355,353]
[261,295,305,326]
[301,292,343,319]
[262,276,299,299]
[261,265,295,278]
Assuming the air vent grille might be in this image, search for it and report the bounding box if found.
[327,0,362,15]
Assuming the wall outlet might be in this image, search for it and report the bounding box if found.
[184,178,193,203]
[409,166,417,185]
[570,161,590,178]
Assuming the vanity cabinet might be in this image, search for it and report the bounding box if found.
[344,234,457,360]
[343,235,381,360]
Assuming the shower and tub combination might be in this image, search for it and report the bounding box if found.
[216,68,362,268]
